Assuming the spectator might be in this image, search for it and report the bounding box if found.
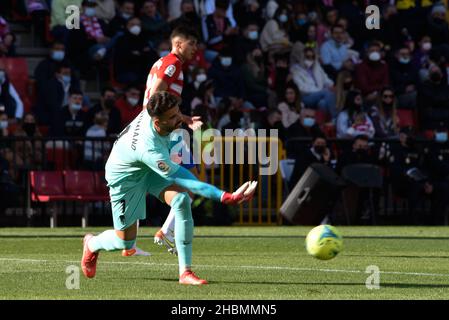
[230,20,261,66]
[336,134,377,173]
[54,87,89,137]
[335,70,354,112]
[201,0,237,27]
[268,52,290,98]
[207,49,245,103]
[0,31,16,57]
[86,87,122,135]
[168,0,183,21]
[369,87,400,139]
[67,0,112,73]
[34,41,80,90]
[0,15,10,39]
[277,83,302,129]
[169,0,202,38]
[0,67,24,120]
[422,123,449,224]
[291,47,336,120]
[336,90,374,139]
[260,109,285,140]
[50,0,83,43]
[241,47,268,108]
[233,0,264,30]
[259,6,291,56]
[289,133,332,190]
[201,0,237,62]
[106,0,135,37]
[13,113,43,168]
[320,25,349,79]
[417,64,449,130]
[354,41,390,105]
[35,62,74,126]
[389,46,419,109]
[191,79,216,122]
[84,110,110,170]
[316,6,339,46]
[95,0,116,23]
[116,85,142,129]
[141,0,171,49]
[349,110,375,139]
[413,35,433,81]
[113,17,159,85]
[426,3,449,48]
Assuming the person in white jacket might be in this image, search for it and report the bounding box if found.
[291,47,336,120]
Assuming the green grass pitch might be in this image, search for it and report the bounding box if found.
[0,226,448,300]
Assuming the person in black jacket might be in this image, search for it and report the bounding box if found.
[105,0,135,38]
[417,64,449,130]
[85,87,122,136]
[112,17,159,85]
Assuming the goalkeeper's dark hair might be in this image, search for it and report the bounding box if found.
[146,92,180,117]
[170,25,199,42]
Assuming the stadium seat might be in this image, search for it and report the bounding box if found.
[63,171,97,201]
[29,171,67,202]
[314,110,329,125]
[0,57,33,113]
[396,109,416,128]
[94,171,110,201]
[45,141,74,170]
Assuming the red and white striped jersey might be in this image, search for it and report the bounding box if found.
[143,53,184,108]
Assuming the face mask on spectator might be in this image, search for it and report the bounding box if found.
[435,132,448,143]
[62,75,71,85]
[159,50,170,57]
[104,98,115,109]
[122,12,132,20]
[127,97,139,107]
[422,42,432,51]
[314,145,325,154]
[297,18,307,26]
[129,25,141,35]
[368,51,381,62]
[196,73,207,83]
[303,117,315,127]
[0,71,5,84]
[220,57,232,67]
[399,57,410,64]
[85,8,96,17]
[0,120,8,129]
[23,123,36,137]
[70,103,82,111]
[304,59,314,68]
[248,31,258,40]
[279,14,288,23]
[52,50,65,61]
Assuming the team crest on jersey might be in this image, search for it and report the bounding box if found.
[158,161,170,172]
[165,65,176,77]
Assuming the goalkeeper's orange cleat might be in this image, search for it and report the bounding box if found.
[121,248,136,256]
[179,270,208,285]
[121,247,151,257]
[81,234,99,278]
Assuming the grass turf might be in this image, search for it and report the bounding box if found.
[0,226,448,300]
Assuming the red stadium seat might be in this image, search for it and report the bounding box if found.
[30,171,67,202]
[94,171,110,201]
[423,130,434,140]
[314,110,329,125]
[63,171,96,201]
[45,141,74,170]
[0,57,33,113]
[396,109,416,128]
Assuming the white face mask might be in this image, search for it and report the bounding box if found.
[129,25,141,35]
[304,59,314,68]
[127,97,139,106]
[422,42,432,51]
[196,74,207,83]
[122,12,132,20]
[70,103,82,111]
[369,51,381,62]
[279,14,288,23]
[0,120,8,129]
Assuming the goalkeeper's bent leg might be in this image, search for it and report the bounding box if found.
[171,192,194,275]
[88,229,136,252]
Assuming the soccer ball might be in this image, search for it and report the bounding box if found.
[305,225,343,260]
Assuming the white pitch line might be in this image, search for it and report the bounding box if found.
[1,257,448,278]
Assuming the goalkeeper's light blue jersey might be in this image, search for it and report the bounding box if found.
[105,110,181,201]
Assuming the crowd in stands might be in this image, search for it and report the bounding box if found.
[1,0,449,224]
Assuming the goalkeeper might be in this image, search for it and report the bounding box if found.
[81,92,257,285]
